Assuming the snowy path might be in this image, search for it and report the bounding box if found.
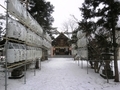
[1,57,120,90]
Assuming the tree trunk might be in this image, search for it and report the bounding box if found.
[111,0,119,81]
[94,61,99,73]
[114,46,119,82]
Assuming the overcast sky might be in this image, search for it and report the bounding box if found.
[47,0,84,32]
[0,0,6,14]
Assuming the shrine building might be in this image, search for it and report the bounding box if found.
[52,33,71,55]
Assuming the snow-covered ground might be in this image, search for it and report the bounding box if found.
[0,57,120,90]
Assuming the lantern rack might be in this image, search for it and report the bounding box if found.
[0,0,51,90]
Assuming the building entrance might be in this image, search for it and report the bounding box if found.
[52,33,71,55]
[54,48,70,55]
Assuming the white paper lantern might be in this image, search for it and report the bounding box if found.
[7,42,19,63]
[26,46,31,60]
[78,48,88,60]
[77,36,87,48]
[77,31,85,39]
[18,23,27,42]
[13,43,20,62]
[21,44,26,60]
[7,43,16,63]
[7,20,20,39]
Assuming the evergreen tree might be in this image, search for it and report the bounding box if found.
[79,0,120,82]
[27,0,54,32]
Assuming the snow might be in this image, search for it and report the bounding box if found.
[0,57,120,90]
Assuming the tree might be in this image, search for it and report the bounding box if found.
[62,18,78,39]
[79,0,120,82]
[24,0,54,32]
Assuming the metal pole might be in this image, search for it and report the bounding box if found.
[87,60,88,74]
[5,0,9,90]
[24,44,27,84]
[5,44,8,90]
[78,49,80,66]
[24,63,26,84]
[81,59,83,69]
[34,59,36,76]
[24,0,29,84]
[78,58,79,66]
[39,58,41,70]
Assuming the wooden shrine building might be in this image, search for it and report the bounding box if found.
[52,33,71,55]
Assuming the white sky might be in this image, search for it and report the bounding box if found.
[47,0,84,32]
[0,0,6,14]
